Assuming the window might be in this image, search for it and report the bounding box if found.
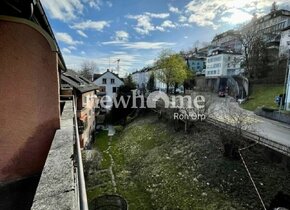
[102,78,107,84]
[112,87,117,93]
[83,96,87,104]
[111,78,115,84]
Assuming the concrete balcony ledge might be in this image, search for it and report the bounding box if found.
[31,101,77,210]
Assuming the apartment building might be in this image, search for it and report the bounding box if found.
[206,49,242,78]
[132,67,167,92]
[242,9,290,37]
[211,30,242,53]
[61,70,98,148]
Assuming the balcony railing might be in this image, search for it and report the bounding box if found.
[32,96,88,210]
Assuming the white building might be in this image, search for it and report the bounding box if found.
[242,9,290,37]
[93,70,124,107]
[205,50,243,78]
[132,68,148,90]
[279,26,290,57]
[285,64,290,111]
[132,67,166,91]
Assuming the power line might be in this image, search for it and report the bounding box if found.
[238,148,267,210]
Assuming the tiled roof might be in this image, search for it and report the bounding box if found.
[93,69,124,82]
[61,70,98,93]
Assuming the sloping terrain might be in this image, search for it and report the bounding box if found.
[85,114,290,210]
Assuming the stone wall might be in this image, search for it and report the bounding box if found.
[31,101,78,210]
[255,107,290,125]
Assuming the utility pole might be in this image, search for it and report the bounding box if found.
[113,59,120,75]
[283,50,290,111]
[279,49,290,113]
[109,57,111,71]
[116,59,120,75]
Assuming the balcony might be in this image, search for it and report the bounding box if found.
[31,99,88,210]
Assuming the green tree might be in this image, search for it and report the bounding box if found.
[147,73,155,92]
[124,74,136,89]
[155,49,188,94]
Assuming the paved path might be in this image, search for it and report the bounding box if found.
[106,126,117,192]
[108,125,116,137]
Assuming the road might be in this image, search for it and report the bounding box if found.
[210,96,290,147]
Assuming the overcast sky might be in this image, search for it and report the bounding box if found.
[42,0,290,76]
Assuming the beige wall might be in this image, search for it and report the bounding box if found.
[78,91,96,148]
[0,18,60,183]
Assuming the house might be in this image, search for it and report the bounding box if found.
[61,70,99,148]
[186,57,206,74]
[205,49,242,78]
[93,69,124,108]
[0,0,66,183]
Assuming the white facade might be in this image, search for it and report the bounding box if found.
[132,70,147,89]
[93,70,124,99]
[243,10,290,35]
[205,52,242,77]
[132,69,166,91]
[285,64,290,111]
[279,27,290,57]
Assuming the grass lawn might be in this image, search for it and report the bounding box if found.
[241,84,284,111]
[84,115,290,209]
[92,130,111,169]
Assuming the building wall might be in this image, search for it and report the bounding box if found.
[243,10,290,35]
[0,18,60,183]
[94,71,124,100]
[206,54,242,77]
[133,70,167,91]
[78,91,96,148]
[279,28,290,57]
[211,31,242,53]
[132,71,146,89]
[187,59,205,72]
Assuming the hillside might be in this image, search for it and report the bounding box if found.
[85,114,290,209]
[241,84,284,111]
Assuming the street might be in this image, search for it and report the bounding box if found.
[210,96,290,147]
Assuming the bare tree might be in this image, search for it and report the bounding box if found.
[214,99,258,158]
[79,60,98,81]
[175,92,213,132]
[238,30,269,79]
